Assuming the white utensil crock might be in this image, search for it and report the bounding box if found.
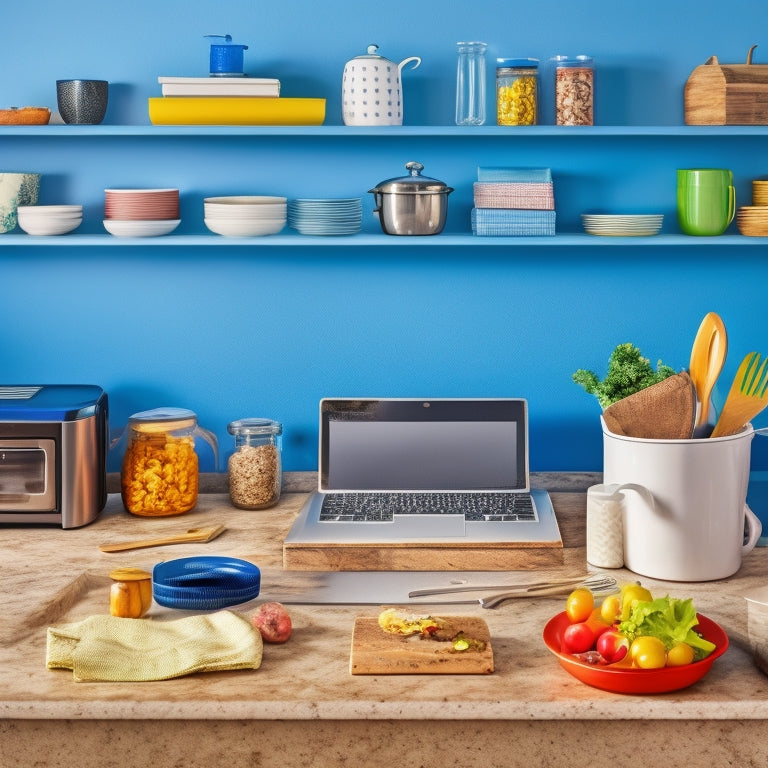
[601,416,761,581]
[342,45,421,126]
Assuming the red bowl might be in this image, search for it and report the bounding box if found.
[542,611,728,694]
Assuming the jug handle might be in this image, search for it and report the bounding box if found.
[398,56,422,73]
[727,185,736,225]
[604,482,655,511]
[194,425,220,471]
[744,503,763,554]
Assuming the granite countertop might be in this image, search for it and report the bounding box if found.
[2,473,768,723]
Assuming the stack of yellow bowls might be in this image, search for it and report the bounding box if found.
[736,180,768,236]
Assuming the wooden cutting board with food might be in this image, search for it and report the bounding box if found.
[350,609,494,674]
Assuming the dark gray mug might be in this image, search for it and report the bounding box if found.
[56,79,108,125]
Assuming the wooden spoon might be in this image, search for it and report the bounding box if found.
[689,312,728,430]
[99,523,225,553]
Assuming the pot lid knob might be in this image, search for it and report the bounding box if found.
[406,161,425,177]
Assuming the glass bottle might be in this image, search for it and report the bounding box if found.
[496,58,539,126]
[456,41,488,126]
[227,418,283,509]
[120,407,218,517]
[553,55,594,126]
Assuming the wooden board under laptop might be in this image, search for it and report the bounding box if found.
[350,615,494,675]
[283,538,564,571]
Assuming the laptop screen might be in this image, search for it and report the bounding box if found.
[319,398,528,492]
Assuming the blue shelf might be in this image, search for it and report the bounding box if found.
[4,124,768,138]
[2,233,764,247]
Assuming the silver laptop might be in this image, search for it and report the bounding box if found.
[284,398,561,545]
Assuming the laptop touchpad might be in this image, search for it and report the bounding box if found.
[391,513,466,537]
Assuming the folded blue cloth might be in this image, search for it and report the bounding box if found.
[476,167,552,183]
[471,208,556,236]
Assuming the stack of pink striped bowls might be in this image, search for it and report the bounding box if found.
[103,188,180,237]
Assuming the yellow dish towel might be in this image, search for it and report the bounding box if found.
[46,610,262,682]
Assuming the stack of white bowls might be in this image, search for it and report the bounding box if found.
[203,196,287,237]
[103,188,180,237]
[16,204,83,235]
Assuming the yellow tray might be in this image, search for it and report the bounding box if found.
[148,97,326,126]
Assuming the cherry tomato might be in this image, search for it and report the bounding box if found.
[666,642,695,667]
[596,629,630,663]
[562,622,595,654]
[600,594,622,625]
[630,636,667,669]
[620,583,654,620]
[585,607,611,639]
[565,588,594,623]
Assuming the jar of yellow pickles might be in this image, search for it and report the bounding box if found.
[120,407,218,517]
[496,58,539,126]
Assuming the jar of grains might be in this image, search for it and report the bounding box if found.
[496,58,539,125]
[120,408,218,517]
[552,55,594,126]
[227,418,283,509]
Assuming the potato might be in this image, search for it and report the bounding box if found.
[251,601,292,643]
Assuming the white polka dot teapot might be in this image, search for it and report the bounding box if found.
[342,44,421,126]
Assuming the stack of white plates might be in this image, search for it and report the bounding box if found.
[288,198,362,236]
[203,196,287,237]
[16,205,82,236]
[103,188,180,237]
[581,214,664,236]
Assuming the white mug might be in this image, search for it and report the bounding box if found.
[601,416,762,581]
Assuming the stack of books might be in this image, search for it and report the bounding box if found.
[471,167,556,236]
[158,76,281,97]
[148,76,326,126]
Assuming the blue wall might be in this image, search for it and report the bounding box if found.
[2,0,768,475]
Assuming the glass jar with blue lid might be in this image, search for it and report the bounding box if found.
[496,58,539,125]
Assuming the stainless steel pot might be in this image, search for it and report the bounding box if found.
[369,161,454,235]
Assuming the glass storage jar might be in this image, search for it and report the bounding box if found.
[227,418,283,509]
[552,55,594,125]
[455,41,487,126]
[120,407,218,517]
[496,58,539,125]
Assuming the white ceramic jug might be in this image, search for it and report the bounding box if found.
[342,44,421,126]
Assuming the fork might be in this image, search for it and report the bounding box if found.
[710,352,768,438]
[478,573,619,609]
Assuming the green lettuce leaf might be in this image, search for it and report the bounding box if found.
[617,596,716,660]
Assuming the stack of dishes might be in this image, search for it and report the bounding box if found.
[103,188,180,237]
[288,198,362,236]
[16,204,82,236]
[737,206,768,236]
[203,196,287,237]
[582,213,663,237]
[753,180,768,205]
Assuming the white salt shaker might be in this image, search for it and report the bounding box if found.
[586,483,656,569]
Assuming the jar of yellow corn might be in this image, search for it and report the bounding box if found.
[496,58,539,126]
[120,407,218,517]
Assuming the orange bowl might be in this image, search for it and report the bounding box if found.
[543,611,728,694]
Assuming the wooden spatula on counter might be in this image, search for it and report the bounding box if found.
[99,523,225,553]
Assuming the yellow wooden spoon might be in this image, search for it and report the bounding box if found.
[99,523,225,553]
[689,312,728,430]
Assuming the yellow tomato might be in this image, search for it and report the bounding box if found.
[666,642,695,667]
[600,594,622,624]
[620,583,653,620]
[630,636,667,669]
[565,588,595,623]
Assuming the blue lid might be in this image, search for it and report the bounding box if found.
[152,556,261,610]
[0,384,105,421]
[496,57,539,68]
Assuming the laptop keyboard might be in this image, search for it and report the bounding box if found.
[319,492,537,522]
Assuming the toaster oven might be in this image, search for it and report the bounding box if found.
[0,385,108,528]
